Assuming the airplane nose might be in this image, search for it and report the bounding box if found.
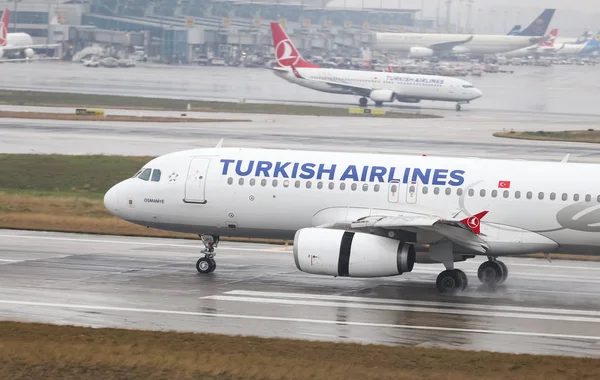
[104,185,120,215]
[473,88,483,99]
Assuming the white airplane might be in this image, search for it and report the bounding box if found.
[503,29,558,58]
[270,23,482,111]
[554,30,600,56]
[0,9,59,61]
[104,146,600,295]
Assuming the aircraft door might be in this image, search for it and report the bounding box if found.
[184,157,211,204]
[405,181,418,204]
[388,180,400,203]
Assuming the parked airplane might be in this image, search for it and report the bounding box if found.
[503,29,558,57]
[507,25,522,35]
[374,9,554,57]
[0,9,59,61]
[269,23,482,111]
[555,30,600,56]
[104,146,600,295]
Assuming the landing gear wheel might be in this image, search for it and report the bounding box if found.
[477,260,504,286]
[455,103,462,111]
[455,269,468,290]
[436,269,465,294]
[497,260,508,284]
[375,101,383,107]
[196,257,216,274]
[359,97,368,107]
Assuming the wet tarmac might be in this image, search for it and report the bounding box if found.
[2,61,600,116]
[0,230,599,357]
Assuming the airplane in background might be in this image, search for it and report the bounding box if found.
[503,29,559,57]
[554,30,600,56]
[269,22,482,111]
[0,9,59,61]
[373,9,554,57]
[104,145,600,295]
[507,25,522,35]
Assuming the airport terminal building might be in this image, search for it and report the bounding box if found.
[2,0,431,63]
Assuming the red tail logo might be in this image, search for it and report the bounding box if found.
[0,9,8,47]
[539,29,558,47]
[270,22,319,69]
[459,211,489,235]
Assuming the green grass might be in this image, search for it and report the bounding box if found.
[0,90,440,118]
[494,130,600,143]
[0,154,152,196]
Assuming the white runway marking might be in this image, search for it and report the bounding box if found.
[0,299,598,341]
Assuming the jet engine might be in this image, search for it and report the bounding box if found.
[395,97,421,103]
[369,89,396,103]
[408,47,434,58]
[293,228,415,277]
[23,48,34,59]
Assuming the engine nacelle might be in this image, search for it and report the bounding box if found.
[369,89,395,103]
[293,228,415,277]
[408,47,434,58]
[23,48,35,59]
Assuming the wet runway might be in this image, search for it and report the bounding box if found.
[0,230,599,357]
[1,104,599,162]
[3,61,600,116]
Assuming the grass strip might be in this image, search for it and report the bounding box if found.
[0,111,251,123]
[0,321,598,380]
[0,89,440,118]
[494,130,600,143]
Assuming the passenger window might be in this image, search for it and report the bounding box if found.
[340,183,346,190]
[295,180,301,188]
[457,188,463,196]
[422,186,428,194]
[351,183,357,191]
[538,192,544,200]
[283,180,289,188]
[328,182,334,190]
[250,178,256,186]
[550,192,556,200]
[503,190,509,198]
[562,193,568,201]
[574,194,580,201]
[409,185,415,193]
[445,188,451,195]
[433,187,440,195]
[491,190,497,198]
[272,179,278,187]
[468,189,474,197]
[138,168,151,181]
[586,194,591,202]
[362,184,368,191]
[306,181,312,189]
[151,169,161,182]
[391,184,398,193]
[515,191,521,199]
[480,189,486,197]
[238,178,244,185]
[597,195,600,202]
[261,179,267,187]
[374,184,380,192]
[317,181,323,189]
[526,191,532,199]
[227,177,233,185]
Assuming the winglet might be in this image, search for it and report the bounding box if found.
[561,153,569,163]
[215,139,224,148]
[0,8,8,47]
[387,65,393,73]
[459,211,489,235]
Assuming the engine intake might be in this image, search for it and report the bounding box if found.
[408,47,434,58]
[293,228,415,277]
[369,89,395,103]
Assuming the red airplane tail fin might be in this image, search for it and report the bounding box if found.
[0,9,9,47]
[270,22,319,69]
[459,211,489,235]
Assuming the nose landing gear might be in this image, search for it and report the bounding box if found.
[455,103,462,111]
[196,234,219,274]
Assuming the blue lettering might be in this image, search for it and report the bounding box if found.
[412,168,431,184]
[255,161,272,177]
[432,169,448,185]
[235,160,254,176]
[340,165,359,181]
[299,163,316,179]
[360,166,369,182]
[402,168,410,184]
[291,162,300,178]
[369,166,387,182]
[317,164,337,180]
[220,159,235,175]
[273,162,291,178]
[387,167,400,182]
[448,170,465,186]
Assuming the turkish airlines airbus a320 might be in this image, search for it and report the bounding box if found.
[269,23,482,111]
[104,145,600,295]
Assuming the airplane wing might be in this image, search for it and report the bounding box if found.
[1,44,60,52]
[289,65,373,96]
[319,210,490,254]
[427,36,474,52]
[0,57,61,63]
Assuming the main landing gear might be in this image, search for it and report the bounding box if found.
[477,257,508,286]
[436,269,468,294]
[455,103,462,111]
[359,97,368,107]
[196,234,219,274]
[435,257,509,294]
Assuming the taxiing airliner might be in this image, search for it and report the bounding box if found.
[0,9,59,60]
[554,30,600,56]
[104,146,600,295]
[270,23,482,111]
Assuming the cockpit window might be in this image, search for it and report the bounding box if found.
[151,169,161,182]
[138,168,152,181]
[132,169,143,178]
[462,85,474,88]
